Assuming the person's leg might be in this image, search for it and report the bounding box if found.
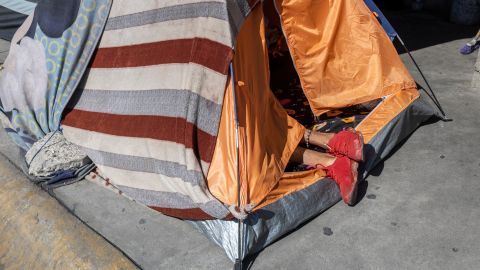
[290,146,359,205]
[301,128,364,161]
[290,146,336,167]
[460,28,480,55]
[474,29,480,40]
[302,130,334,150]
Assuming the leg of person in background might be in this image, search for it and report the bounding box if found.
[460,29,480,55]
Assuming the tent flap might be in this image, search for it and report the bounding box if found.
[274,0,416,115]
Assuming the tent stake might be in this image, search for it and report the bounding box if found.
[396,35,450,120]
[230,62,244,270]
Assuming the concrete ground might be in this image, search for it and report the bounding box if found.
[0,150,138,270]
[1,9,480,270]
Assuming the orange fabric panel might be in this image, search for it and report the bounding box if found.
[356,87,420,143]
[207,5,306,207]
[274,0,416,114]
[255,169,327,209]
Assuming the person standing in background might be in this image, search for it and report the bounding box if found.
[460,29,480,54]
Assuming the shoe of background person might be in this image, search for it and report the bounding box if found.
[460,40,480,55]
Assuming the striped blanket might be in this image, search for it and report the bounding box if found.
[62,0,259,220]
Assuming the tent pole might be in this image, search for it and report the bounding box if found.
[230,62,244,270]
[396,35,450,119]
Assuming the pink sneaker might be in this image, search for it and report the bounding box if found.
[323,156,359,205]
[327,129,364,162]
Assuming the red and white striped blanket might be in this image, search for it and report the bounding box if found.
[62,0,258,220]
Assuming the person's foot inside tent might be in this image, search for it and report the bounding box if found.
[290,128,364,206]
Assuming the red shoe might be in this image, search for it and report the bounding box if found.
[327,129,364,162]
[321,156,359,206]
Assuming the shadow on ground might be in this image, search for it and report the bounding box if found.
[367,115,442,177]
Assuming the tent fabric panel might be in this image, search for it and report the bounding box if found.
[274,0,415,115]
[253,168,327,210]
[356,87,420,143]
[363,0,397,40]
[207,5,306,207]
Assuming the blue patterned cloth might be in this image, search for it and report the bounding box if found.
[0,0,112,150]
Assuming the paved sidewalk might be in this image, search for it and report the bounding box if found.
[472,50,480,89]
[0,146,138,269]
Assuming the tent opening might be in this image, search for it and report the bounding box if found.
[263,2,383,172]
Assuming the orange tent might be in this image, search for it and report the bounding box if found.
[191,0,438,261]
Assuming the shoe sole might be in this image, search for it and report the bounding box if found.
[346,160,359,206]
[352,131,364,162]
